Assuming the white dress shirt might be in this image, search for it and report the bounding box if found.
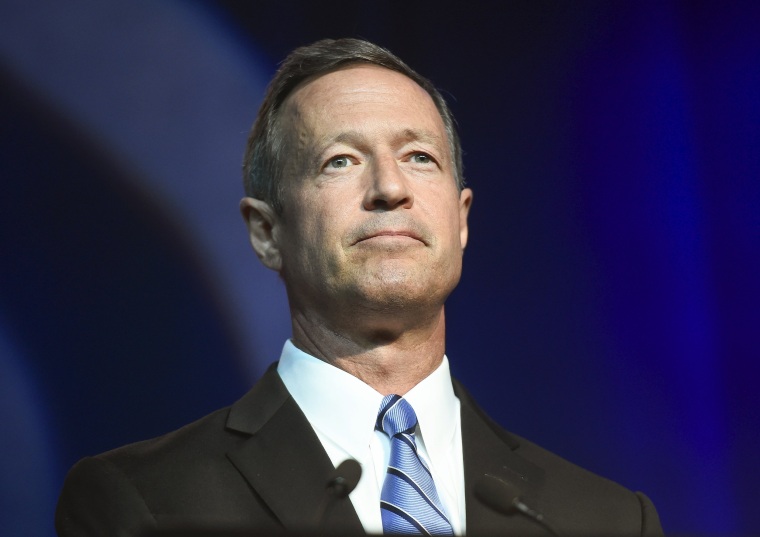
[277,340,466,534]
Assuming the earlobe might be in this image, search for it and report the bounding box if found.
[458,188,473,250]
[239,197,283,272]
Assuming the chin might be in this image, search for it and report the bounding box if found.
[352,273,456,312]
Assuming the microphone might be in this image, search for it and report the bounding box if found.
[326,458,362,498]
[474,474,559,536]
[313,459,362,528]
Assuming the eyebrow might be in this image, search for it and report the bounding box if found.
[338,128,443,146]
[398,128,445,146]
[311,128,446,162]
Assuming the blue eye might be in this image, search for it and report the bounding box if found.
[328,156,352,168]
[411,153,431,164]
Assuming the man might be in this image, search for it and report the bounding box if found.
[56,38,664,536]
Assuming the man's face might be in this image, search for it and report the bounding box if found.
[271,65,472,323]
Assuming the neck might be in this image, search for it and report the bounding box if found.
[289,307,447,395]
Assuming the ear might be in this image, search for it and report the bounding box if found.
[458,187,473,250]
[240,197,283,272]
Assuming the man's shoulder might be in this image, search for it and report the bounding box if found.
[94,404,237,469]
[454,379,662,534]
[455,377,632,492]
[457,380,636,494]
[510,430,636,498]
[61,403,244,510]
[514,433,662,532]
[56,367,293,535]
[74,363,288,478]
[491,429,662,535]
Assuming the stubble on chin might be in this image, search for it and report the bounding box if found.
[340,255,461,316]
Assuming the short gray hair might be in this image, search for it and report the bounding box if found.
[242,38,464,213]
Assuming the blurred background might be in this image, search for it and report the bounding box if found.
[1,1,758,534]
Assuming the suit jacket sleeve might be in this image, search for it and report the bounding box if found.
[56,456,157,537]
[637,492,664,537]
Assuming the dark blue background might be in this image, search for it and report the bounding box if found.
[1,1,758,534]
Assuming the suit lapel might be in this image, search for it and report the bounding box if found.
[225,365,364,533]
[455,380,549,535]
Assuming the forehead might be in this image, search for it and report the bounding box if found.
[280,65,446,142]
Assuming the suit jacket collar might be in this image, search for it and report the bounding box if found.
[224,363,365,533]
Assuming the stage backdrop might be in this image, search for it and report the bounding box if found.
[1,1,758,535]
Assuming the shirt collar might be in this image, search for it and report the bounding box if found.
[404,355,459,470]
[277,340,458,461]
[277,340,384,462]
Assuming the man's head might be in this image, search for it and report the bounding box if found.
[240,39,472,334]
[242,38,465,215]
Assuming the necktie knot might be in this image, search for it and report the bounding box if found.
[376,394,417,438]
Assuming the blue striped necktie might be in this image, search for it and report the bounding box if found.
[376,394,454,535]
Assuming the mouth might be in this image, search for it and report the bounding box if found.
[353,229,426,246]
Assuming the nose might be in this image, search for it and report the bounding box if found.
[362,155,414,211]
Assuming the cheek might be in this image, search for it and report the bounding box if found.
[295,208,349,267]
[426,196,463,238]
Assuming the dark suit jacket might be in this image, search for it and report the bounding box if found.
[56,364,663,536]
